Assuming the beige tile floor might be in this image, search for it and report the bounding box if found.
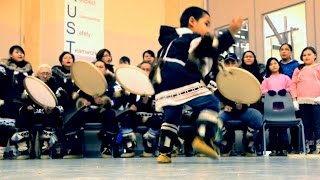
[0,156,319,179]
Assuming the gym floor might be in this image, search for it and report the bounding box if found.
[0,156,319,179]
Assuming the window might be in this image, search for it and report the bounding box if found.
[216,20,249,58]
[263,3,306,61]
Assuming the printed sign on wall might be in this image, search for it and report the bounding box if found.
[64,0,104,60]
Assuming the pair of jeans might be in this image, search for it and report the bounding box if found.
[300,104,320,140]
[218,108,263,130]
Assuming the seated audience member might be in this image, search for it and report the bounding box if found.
[218,53,263,157]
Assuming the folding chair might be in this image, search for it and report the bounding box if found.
[262,92,306,155]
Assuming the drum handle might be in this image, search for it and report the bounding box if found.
[72,89,81,100]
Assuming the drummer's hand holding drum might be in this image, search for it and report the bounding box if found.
[27,105,34,112]
[21,90,29,99]
[94,95,112,107]
[224,105,232,112]
[76,98,91,109]
[44,107,54,114]
[129,104,137,112]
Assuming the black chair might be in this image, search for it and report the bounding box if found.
[262,92,306,155]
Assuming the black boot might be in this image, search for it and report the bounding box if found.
[98,130,116,158]
[63,130,83,159]
[157,123,178,163]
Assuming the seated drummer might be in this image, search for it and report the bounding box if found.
[11,64,64,159]
[0,45,33,160]
[52,52,78,106]
[52,51,79,121]
[63,60,121,158]
[216,53,263,157]
[117,62,163,158]
[29,64,66,159]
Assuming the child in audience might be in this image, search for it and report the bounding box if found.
[291,46,320,154]
[261,57,292,156]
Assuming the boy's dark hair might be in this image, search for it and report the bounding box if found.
[119,56,131,64]
[96,48,112,61]
[59,51,75,64]
[265,57,283,78]
[9,45,25,55]
[180,6,209,28]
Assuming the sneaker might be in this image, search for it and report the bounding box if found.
[245,141,256,157]
[157,153,171,163]
[192,136,219,159]
[101,147,112,158]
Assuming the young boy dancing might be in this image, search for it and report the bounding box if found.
[154,6,243,163]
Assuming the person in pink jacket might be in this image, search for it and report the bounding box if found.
[261,57,292,156]
[291,46,320,154]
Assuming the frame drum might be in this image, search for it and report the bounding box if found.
[23,76,58,108]
[71,60,107,97]
[115,65,155,96]
[216,67,262,104]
